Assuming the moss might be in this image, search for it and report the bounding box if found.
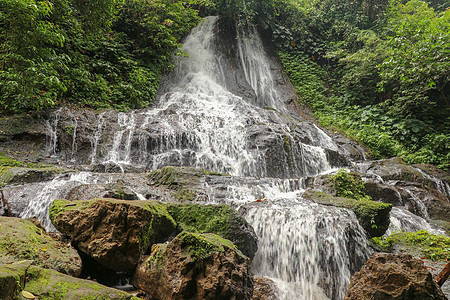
[24,266,139,300]
[167,203,234,237]
[0,163,69,187]
[202,170,231,176]
[0,260,32,299]
[303,190,392,237]
[371,230,450,261]
[148,166,204,202]
[331,169,371,200]
[49,199,93,220]
[0,153,23,167]
[177,231,241,261]
[0,217,80,275]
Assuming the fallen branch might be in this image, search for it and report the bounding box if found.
[436,261,450,287]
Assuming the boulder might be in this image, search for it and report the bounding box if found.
[167,203,258,259]
[24,265,139,299]
[0,216,82,276]
[303,190,392,237]
[148,166,207,202]
[251,276,277,300]
[132,231,253,300]
[66,182,138,201]
[344,253,447,300]
[0,260,33,300]
[0,165,69,188]
[49,198,177,272]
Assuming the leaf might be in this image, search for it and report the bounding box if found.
[21,291,35,299]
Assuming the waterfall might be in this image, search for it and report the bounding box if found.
[14,16,385,299]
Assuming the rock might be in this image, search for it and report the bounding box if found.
[251,276,277,300]
[132,231,253,300]
[0,260,33,300]
[24,265,139,299]
[344,253,447,300]
[66,182,138,201]
[148,166,207,202]
[49,198,177,271]
[303,190,392,237]
[167,203,258,259]
[364,181,403,205]
[0,216,82,276]
[0,165,69,187]
[359,157,439,189]
[0,114,47,163]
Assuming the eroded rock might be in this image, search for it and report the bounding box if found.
[49,198,177,271]
[0,216,82,276]
[344,253,447,300]
[132,231,253,300]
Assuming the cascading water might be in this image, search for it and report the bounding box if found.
[152,17,371,299]
[10,15,449,299]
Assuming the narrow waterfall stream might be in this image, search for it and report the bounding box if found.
[6,16,448,299]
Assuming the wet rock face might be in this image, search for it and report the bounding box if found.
[0,216,82,276]
[132,232,253,300]
[344,253,447,300]
[49,199,177,272]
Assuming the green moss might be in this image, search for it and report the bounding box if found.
[303,190,392,237]
[331,169,371,200]
[371,230,450,261]
[0,153,23,167]
[49,199,93,220]
[177,231,240,261]
[167,203,234,237]
[202,170,231,176]
[149,166,204,202]
[25,266,139,300]
[0,217,80,275]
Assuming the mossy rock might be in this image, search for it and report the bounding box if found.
[370,230,450,262]
[24,265,139,300]
[0,260,33,300]
[148,166,205,202]
[303,190,392,237]
[0,216,82,276]
[167,203,258,259]
[49,199,177,272]
[133,231,253,300]
[0,165,69,187]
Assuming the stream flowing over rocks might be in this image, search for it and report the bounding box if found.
[1,16,449,300]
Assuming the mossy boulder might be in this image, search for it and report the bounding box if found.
[133,231,253,300]
[148,166,206,202]
[49,199,177,272]
[167,203,258,259]
[303,190,392,237]
[0,165,69,188]
[24,265,139,300]
[0,216,82,276]
[0,260,33,300]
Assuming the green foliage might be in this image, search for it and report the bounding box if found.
[275,0,449,168]
[0,0,203,113]
[371,230,450,261]
[331,169,372,200]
